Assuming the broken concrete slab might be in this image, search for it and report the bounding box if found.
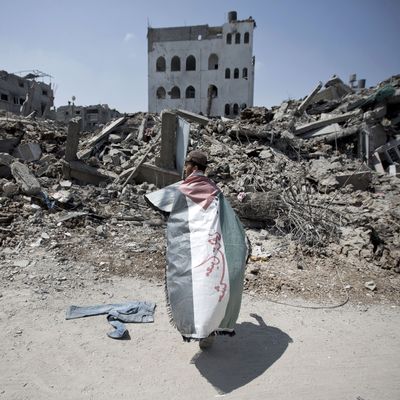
[10,161,41,195]
[13,143,42,162]
[294,111,359,135]
[301,123,342,139]
[297,81,322,114]
[335,171,372,191]
[155,111,176,170]
[62,160,117,185]
[78,116,126,160]
[175,109,210,125]
[137,115,148,141]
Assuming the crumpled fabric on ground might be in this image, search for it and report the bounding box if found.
[66,301,156,339]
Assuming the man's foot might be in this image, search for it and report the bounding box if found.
[199,335,215,350]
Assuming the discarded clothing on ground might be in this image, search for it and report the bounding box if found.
[65,301,156,339]
[146,173,249,341]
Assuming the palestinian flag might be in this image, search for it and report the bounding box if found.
[146,173,249,340]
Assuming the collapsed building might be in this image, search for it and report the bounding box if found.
[0,70,55,118]
[0,72,399,304]
[56,103,121,131]
[147,11,255,117]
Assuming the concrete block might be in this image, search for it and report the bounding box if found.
[10,161,41,195]
[301,123,342,139]
[65,118,82,161]
[156,111,176,170]
[0,153,15,166]
[335,171,372,191]
[13,143,42,162]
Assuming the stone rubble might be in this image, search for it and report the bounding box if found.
[0,74,399,304]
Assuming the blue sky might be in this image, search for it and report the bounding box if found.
[1,0,399,113]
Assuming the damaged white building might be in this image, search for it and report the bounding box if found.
[147,11,256,117]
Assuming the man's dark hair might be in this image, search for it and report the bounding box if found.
[186,161,206,172]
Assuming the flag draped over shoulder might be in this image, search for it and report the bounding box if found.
[162,173,249,340]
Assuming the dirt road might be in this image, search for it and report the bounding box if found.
[0,255,399,400]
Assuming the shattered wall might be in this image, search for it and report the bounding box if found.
[0,70,54,118]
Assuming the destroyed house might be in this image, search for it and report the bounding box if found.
[56,104,121,131]
[147,11,255,117]
[0,70,54,118]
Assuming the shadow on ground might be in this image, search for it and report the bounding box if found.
[191,313,292,394]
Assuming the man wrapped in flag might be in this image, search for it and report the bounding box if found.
[146,150,249,349]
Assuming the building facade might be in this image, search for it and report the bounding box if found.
[56,103,121,131]
[0,70,54,118]
[147,11,255,117]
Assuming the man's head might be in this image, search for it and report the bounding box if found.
[184,150,208,177]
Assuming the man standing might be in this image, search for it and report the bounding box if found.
[168,150,250,349]
[147,150,249,349]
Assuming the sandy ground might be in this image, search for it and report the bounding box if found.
[0,254,399,400]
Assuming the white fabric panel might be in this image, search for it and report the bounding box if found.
[187,196,230,338]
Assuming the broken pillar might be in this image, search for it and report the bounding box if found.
[10,161,41,195]
[155,111,177,170]
[65,117,82,161]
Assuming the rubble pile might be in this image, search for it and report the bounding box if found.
[0,74,399,304]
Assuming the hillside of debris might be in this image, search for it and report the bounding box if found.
[0,74,399,305]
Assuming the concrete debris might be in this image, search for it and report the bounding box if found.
[10,161,41,195]
[0,74,399,307]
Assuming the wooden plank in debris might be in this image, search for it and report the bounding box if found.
[176,109,210,125]
[77,116,126,159]
[294,111,358,136]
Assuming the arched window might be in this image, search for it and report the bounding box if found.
[225,68,231,79]
[186,55,196,71]
[156,56,166,72]
[235,33,241,44]
[208,54,219,70]
[170,86,180,99]
[242,68,248,79]
[171,56,181,71]
[226,33,232,44]
[234,68,239,79]
[156,87,166,99]
[244,32,250,43]
[241,103,247,110]
[224,104,230,116]
[185,86,195,99]
[208,85,218,98]
[233,103,239,115]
